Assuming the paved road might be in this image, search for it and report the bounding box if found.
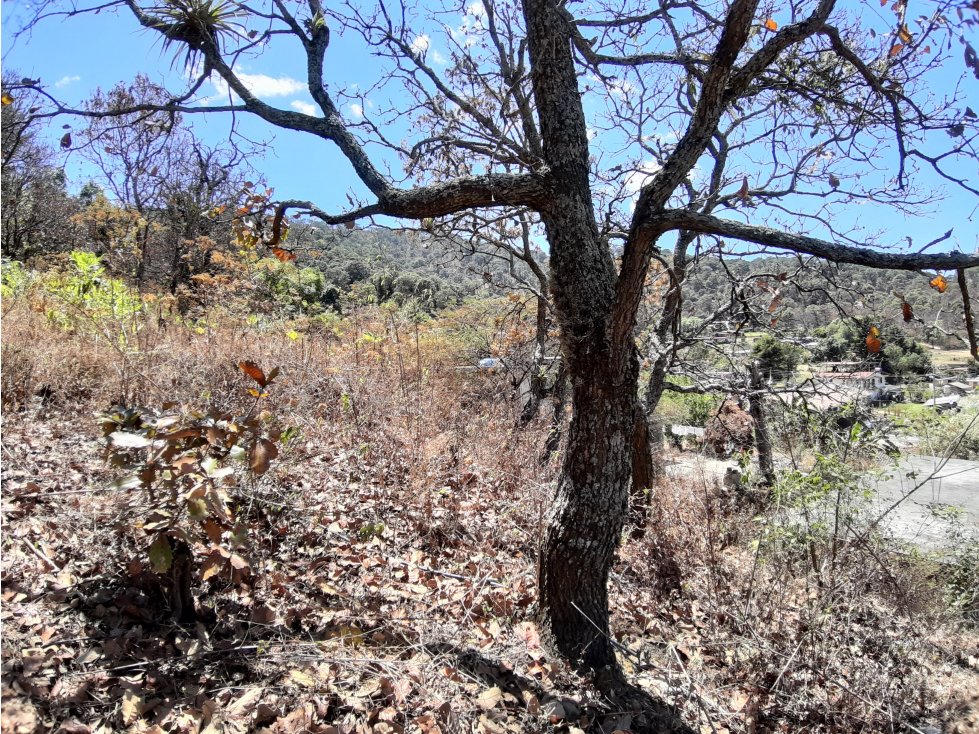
[865,456,979,550]
[666,454,979,550]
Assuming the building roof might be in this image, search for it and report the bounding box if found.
[814,371,877,380]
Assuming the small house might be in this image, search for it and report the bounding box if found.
[924,395,960,412]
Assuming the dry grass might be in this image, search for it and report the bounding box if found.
[931,349,975,368]
[2,298,977,734]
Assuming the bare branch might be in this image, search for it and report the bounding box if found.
[656,209,979,271]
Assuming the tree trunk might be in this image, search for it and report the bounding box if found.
[539,358,568,465]
[644,352,672,470]
[522,0,640,672]
[518,294,550,425]
[630,406,653,535]
[536,355,637,670]
[169,539,196,622]
[748,362,775,487]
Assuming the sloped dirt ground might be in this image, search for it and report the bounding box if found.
[3,400,978,734]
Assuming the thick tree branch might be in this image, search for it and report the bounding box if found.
[274,170,550,226]
[958,268,979,362]
[121,0,393,198]
[656,209,979,271]
[614,0,759,345]
[725,0,836,100]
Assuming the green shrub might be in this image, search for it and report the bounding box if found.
[655,383,719,427]
[100,361,289,621]
[36,251,144,340]
[253,259,341,316]
[1,259,32,298]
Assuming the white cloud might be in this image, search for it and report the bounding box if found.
[348,103,363,119]
[608,78,635,98]
[237,73,304,97]
[431,49,447,65]
[210,73,305,100]
[451,3,486,47]
[410,34,431,54]
[185,58,206,81]
[54,75,81,88]
[290,100,317,116]
[624,160,662,193]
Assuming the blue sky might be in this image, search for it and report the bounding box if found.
[2,1,977,256]
[2,2,383,206]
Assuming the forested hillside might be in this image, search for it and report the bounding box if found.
[679,253,979,343]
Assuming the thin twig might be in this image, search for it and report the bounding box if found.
[22,537,60,570]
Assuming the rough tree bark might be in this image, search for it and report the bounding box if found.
[958,269,979,362]
[748,362,776,488]
[522,0,638,669]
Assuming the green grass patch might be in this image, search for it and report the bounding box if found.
[886,403,938,422]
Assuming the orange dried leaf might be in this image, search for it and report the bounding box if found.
[201,550,227,581]
[929,274,948,293]
[271,247,296,263]
[889,42,904,57]
[202,520,223,545]
[238,360,267,387]
[764,18,778,30]
[902,301,914,322]
[898,25,913,43]
[866,326,882,353]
